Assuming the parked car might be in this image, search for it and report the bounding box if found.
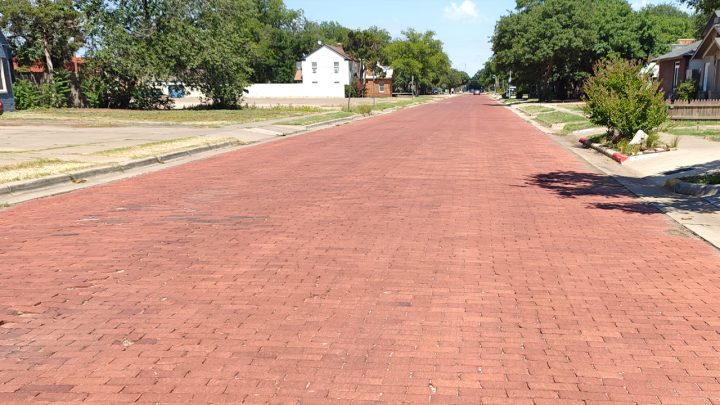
[473,89,481,95]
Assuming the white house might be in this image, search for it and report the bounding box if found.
[246,43,360,98]
[297,44,360,87]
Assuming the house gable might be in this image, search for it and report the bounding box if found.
[300,45,358,87]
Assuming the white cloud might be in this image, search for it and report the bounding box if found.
[443,1,479,21]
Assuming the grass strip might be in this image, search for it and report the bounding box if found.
[559,121,598,135]
[518,105,554,115]
[682,171,720,185]
[0,159,96,184]
[1,106,324,128]
[93,136,239,159]
[277,111,354,126]
[535,111,588,127]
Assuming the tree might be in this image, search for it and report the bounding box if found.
[639,4,695,55]
[384,29,451,94]
[0,0,83,76]
[491,0,690,100]
[679,0,720,16]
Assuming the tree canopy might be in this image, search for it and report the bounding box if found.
[1,0,466,107]
[491,0,695,100]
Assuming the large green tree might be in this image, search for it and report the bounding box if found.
[0,0,83,76]
[492,0,691,100]
[384,29,451,94]
[640,4,695,53]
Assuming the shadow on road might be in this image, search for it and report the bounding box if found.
[526,170,720,215]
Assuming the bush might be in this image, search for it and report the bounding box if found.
[13,79,40,110]
[129,83,174,110]
[344,84,358,98]
[675,80,697,101]
[355,104,373,115]
[583,58,667,141]
[39,70,71,108]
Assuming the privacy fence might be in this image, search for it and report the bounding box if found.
[669,99,720,120]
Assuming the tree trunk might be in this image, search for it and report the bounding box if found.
[42,36,55,77]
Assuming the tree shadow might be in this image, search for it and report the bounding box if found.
[526,170,720,215]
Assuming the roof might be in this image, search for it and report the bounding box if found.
[303,44,357,62]
[328,44,356,61]
[653,40,701,62]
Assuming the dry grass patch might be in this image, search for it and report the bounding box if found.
[0,159,96,184]
[93,136,240,159]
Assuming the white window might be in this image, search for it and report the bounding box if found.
[312,62,317,74]
[673,62,680,90]
[379,82,385,93]
[704,62,712,91]
[334,61,339,73]
[0,58,7,94]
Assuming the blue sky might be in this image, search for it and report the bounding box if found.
[285,0,691,75]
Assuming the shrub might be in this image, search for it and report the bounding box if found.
[13,79,40,110]
[38,70,71,108]
[583,58,668,141]
[355,104,373,115]
[674,80,697,101]
[129,83,174,110]
[344,84,358,98]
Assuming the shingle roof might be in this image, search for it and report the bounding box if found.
[653,40,701,62]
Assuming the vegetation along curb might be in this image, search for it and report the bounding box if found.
[665,178,720,197]
[0,140,242,197]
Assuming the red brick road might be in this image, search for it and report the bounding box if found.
[2,95,720,404]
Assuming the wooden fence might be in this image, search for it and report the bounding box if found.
[669,99,720,120]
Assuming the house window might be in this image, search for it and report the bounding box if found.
[672,61,680,90]
[334,62,339,73]
[312,62,317,74]
[0,58,7,94]
[379,82,385,93]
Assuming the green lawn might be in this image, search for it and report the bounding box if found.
[0,106,324,127]
[517,105,555,115]
[535,111,588,127]
[559,120,598,135]
[665,127,720,137]
[277,111,355,126]
[670,120,720,127]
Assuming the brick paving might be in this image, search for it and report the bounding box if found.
[1,95,720,404]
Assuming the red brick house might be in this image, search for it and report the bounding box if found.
[364,66,393,98]
[653,39,701,99]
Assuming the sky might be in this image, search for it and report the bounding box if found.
[284,0,692,76]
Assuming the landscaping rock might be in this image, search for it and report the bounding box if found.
[629,130,648,145]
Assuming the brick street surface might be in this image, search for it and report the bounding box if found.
[1,95,720,404]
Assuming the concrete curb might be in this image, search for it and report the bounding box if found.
[578,138,629,164]
[0,140,242,197]
[665,177,720,197]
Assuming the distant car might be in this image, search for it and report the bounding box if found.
[473,89,481,95]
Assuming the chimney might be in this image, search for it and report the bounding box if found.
[677,38,695,45]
